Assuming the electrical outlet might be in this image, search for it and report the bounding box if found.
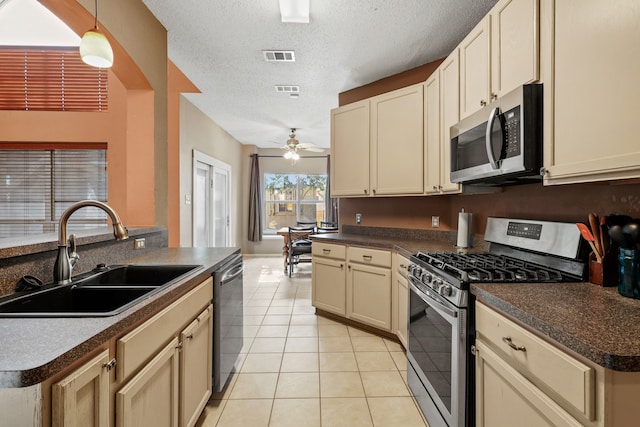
[185,194,191,205]
[356,213,362,224]
[431,216,440,228]
[133,238,146,250]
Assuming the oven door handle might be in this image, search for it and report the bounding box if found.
[408,277,458,319]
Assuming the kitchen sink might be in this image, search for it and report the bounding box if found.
[0,264,202,317]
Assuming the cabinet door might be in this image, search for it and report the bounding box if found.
[439,51,462,194]
[312,256,346,316]
[52,349,110,427]
[542,0,640,184]
[331,100,371,196]
[180,305,213,427]
[116,338,180,427]
[424,73,441,195]
[370,84,424,195]
[491,0,539,98]
[460,17,490,119]
[347,262,391,330]
[475,340,582,427]
[396,274,409,348]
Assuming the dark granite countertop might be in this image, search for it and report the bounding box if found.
[472,282,640,372]
[0,247,239,388]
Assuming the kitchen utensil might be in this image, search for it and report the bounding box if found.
[588,213,603,260]
[600,215,610,255]
[607,214,632,227]
[609,225,632,249]
[577,223,602,263]
[623,222,640,247]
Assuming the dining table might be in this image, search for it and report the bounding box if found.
[275,226,337,274]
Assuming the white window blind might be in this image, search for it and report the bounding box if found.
[0,47,108,112]
[0,146,108,238]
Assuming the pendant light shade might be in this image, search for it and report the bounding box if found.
[80,29,113,68]
[80,0,113,68]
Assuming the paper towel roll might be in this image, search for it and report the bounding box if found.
[457,210,473,248]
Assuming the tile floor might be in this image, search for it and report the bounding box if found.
[196,256,428,427]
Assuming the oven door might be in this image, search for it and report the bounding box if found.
[406,277,468,427]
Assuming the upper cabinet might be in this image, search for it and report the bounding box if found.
[541,0,640,184]
[438,51,463,194]
[460,0,539,120]
[331,84,424,197]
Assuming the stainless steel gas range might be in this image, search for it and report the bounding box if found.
[406,217,586,427]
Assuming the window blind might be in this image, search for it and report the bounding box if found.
[0,47,108,112]
[0,146,108,238]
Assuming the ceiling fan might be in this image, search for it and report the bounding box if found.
[280,128,323,160]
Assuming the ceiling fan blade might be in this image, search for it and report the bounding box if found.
[302,147,324,152]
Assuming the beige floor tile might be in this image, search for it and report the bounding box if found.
[215,399,273,427]
[384,339,404,352]
[243,325,260,338]
[390,351,408,371]
[291,304,316,314]
[269,398,320,427]
[211,372,238,400]
[318,324,350,337]
[260,315,291,325]
[289,314,318,325]
[228,373,278,399]
[280,352,319,372]
[367,397,428,427]
[320,371,365,398]
[256,325,289,338]
[319,352,358,372]
[287,324,318,337]
[351,336,388,352]
[266,306,294,315]
[348,326,377,337]
[244,306,269,316]
[318,336,354,352]
[284,337,319,353]
[240,353,283,373]
[360,371,410,397]
[316,316,344,325]
[195,399,227,427]
[250,337,286,353]
[275,372,320,398]
[243,315,264,326]
[245,298,272,307]
[354,352,398,371]
[269,299,295,307]
[320,398,373,427]
[241,337,254,353]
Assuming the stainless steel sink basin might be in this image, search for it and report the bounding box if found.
[0,264,202,317]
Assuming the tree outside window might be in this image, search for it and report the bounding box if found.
[263,173,326,233]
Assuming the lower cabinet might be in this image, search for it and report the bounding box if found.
[52,349,111,427]
[392,253,410,348]
[312,242,347,316]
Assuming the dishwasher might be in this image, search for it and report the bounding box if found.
[212,253,243,392]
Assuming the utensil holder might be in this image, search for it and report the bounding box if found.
[589,252,618,287]
[617,248,640,299]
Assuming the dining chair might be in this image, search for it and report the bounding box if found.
[287,226,314,277]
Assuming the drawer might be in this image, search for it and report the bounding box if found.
[395,253,410,278]
[312,242,346,260]
[475,303,595,420]
[348,246,391,268]
[116,277,213,382]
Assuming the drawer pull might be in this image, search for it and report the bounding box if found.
[103,358,117,371]
[362,255,372,261]
[400,264,407,269]
[186,333,194,340]
[502,336,526,352]
[323,249,331,254]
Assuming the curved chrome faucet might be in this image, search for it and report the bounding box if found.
[53,200,128,284]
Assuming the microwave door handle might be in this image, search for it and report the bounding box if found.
[485,107,501,170]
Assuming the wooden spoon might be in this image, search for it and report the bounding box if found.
[577,223,602,263]
[588,213,603,260]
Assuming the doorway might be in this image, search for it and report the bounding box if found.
[193,150,231,247]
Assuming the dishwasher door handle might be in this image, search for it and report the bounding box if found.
[220,264,243,285]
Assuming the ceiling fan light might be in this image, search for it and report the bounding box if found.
[279,0,309,23]
[291,151,300,161]
[80,28,113,68]
[284,150,294,160]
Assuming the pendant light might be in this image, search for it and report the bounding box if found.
[80,0,113,68]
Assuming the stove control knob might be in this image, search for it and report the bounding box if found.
[433,279,443,288]
[421,272,431,283]
[439,285,452,297]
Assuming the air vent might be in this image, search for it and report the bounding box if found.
[275,85,300,93]
[263,50,295,62]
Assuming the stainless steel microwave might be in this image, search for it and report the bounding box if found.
[450,84,543,186]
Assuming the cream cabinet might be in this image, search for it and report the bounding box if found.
[331,84,424,197]
[460,0,539,119]
[312,242,347,316]
[331,100,370,196]
[392,253,410,348]
[52,349,111,427]
[116,279,213,427]
[346,247,392,331]
[438,50,462,194]
[541,0,640,185]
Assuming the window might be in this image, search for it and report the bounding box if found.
[0,145,108,238]
[263,173,327,233]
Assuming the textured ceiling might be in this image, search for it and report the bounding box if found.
[141,0,498,149]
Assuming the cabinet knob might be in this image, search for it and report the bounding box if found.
[364,189,368,194]
[102,358,117,371]
[176,342,184,350]
[186,333,194,340]
[433,185,438,190]
[372,189,376,195]
[490,93,498,101]
[480,100,487,107]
